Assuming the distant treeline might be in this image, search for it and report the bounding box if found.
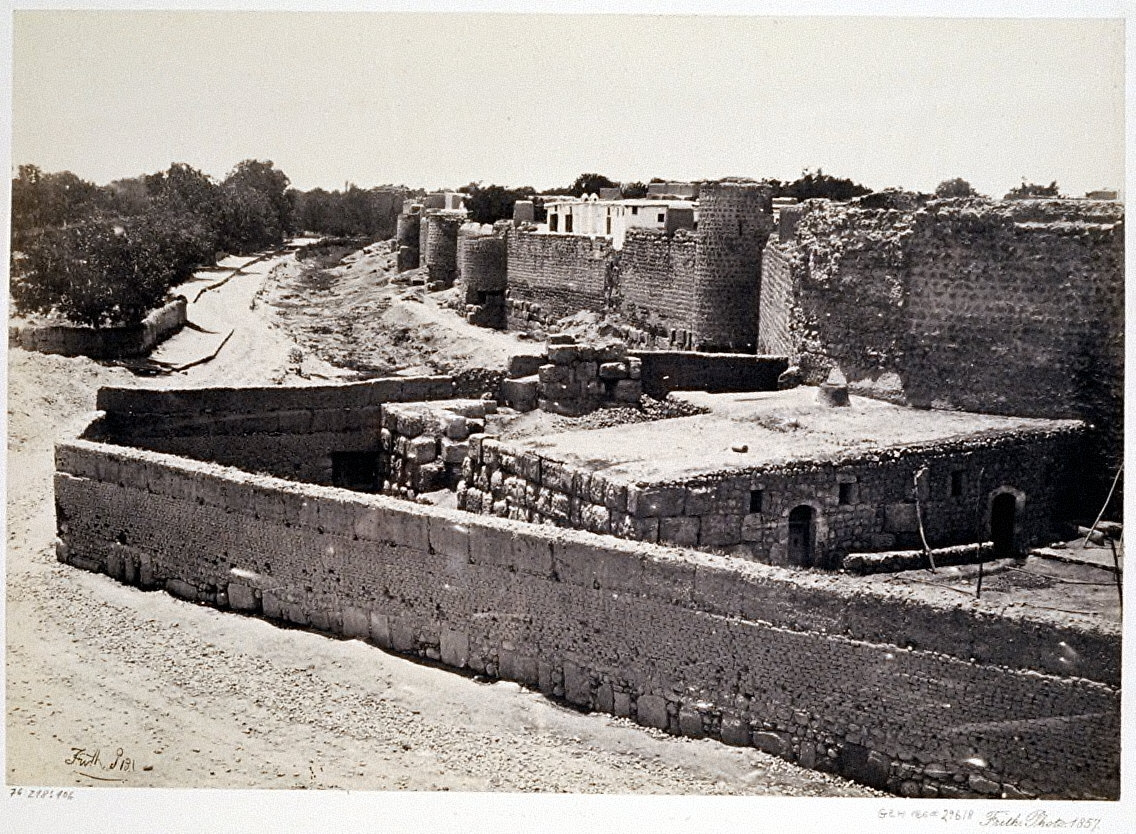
[456,169,876,224]
[9,161,409,327]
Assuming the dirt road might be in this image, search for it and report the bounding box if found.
[6,246,880,829]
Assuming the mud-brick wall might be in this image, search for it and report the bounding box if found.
[617,229,699,348]
[91,377,455,486]
[54,436,1120,798]
[505,232,614,326]
[689,182,775,352]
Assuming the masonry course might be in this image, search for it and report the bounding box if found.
[54,421,1119,799]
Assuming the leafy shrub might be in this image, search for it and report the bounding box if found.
[12,221,182,327]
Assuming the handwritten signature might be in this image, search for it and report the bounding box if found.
[65,747,136,782]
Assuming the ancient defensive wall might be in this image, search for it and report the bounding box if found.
[760,196,1124,508]
[501,181,774,351]
[53,380,1120,800]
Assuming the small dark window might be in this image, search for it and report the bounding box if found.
[631,206,639,215]
[749,489,764,514]
[606,217,612,234]
[657,212,666,223]
[549,214,559,232]
[951,470,965,497]
[332,451,381,492]
[565,214,573,233]
[838,482,855,505]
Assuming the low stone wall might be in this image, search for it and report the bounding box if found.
[9,296,188,359]
[379,399,490,497]
[460,425,1084,569]
[631,351,788,398]
[91,376,455,487]
[54,431,1120,798]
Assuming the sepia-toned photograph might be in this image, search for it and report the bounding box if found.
[4,4,1130,832]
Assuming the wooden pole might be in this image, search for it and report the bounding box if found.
[1083,464,1123,549]
[913,466,936,571]
[974,467,987,599]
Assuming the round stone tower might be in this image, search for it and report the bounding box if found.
[422,211,465,289]
[691,181,774,352]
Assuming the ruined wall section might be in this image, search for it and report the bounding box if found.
[54,436,1120,798]
[505,232,614,327]
[760,198,1123,505]
[762,200,916,398]
[395,209,421,272]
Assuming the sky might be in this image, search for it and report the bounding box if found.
[8,9,1128,198]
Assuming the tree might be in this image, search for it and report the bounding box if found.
[935,178,978,198]
[219,159,293,252]
[11,165,112,244]
[1004,180,1061,200]
[777,169,872,202]
[12,221,179,327]
[620,181,648,199]
[568,173,617,197]
[462,183,536,224]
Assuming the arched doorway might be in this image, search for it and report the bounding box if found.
[990,492,1018,557]
[787,505,817,567]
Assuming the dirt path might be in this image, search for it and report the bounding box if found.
[5,245,881,828]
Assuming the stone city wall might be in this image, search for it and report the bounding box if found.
[9,296,188,359]
[91,377,455,486]
[759,197,1123,507]
[503,183,774,354]
[54,432,1119,798]
[460,425,1084,569]
[616,228,700,348]
[505,231,614,327]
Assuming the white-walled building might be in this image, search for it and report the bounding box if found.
[544,195,698,249]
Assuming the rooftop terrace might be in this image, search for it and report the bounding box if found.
[507,388,1083,483]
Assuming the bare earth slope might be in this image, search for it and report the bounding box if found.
[6,247,876,800]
